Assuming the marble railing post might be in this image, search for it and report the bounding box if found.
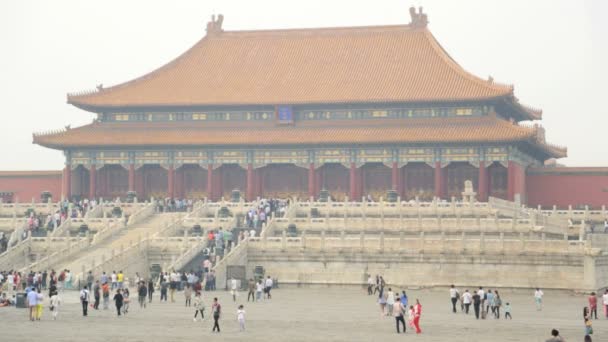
[461,231,467,253]
[359,231,365,251]
[379,231,384,253]
[301,230,306,249]
[479,232,485,254]
[499,232,505,254]
[519,232,525,253]
[419,231,425,252]
[281,230,287,251]
[320,230,326,252]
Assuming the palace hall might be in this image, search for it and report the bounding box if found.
[8,10,603,207]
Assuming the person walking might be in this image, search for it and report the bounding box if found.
[367,276,374,296]
[86,271,94,291]
[247,278,255,302]
[393,298,406,333]
[589,292,598,319]
[160,278,168,302]
[49,292,61,320]
[122,288,130,314]
[102,282,110,310]
[35,288,43,321]
[138,282,147,308]
[462,289,472,314]
[193,292,205,321]
[230,278,238,302]
[256,280,263,302]
[504,302,512,319]
[79,286,89,317]
[27,287,38,321]
[147,279,154,303]
[449,285,459,313]
[602,289,608,318]
[264,276,273,299]
[212,297,221,333]
[113,289,124,317]
[237,304,246,331]
[584,306,593,336]
[535,288,544,311]
[184,284,192,307]
[93,280,100,310]
[493,291,502,319]
[386,288,395,316]
[472,291,481,319]
[413,299,422,334]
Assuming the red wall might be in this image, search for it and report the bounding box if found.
[0,171,62,202]
[526,170,608,209]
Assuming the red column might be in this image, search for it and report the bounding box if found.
[206,164,213,200]
[308,163,315,198]
[215,167,223,200]
[258,168,264,198]
[478,162,488,202]
[63,166,71,200]
[349,163,357,200]
[507,161,515,201]
[434,162,443,199]
[401,167,408,199]
[246,163,254,201]
[391,162,399,190]
[89,165,96,199]
[128,164,135,192]
[168,165,175,199]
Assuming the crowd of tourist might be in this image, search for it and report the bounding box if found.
[367,274,422,334]
[245,198,288,229]
[0,265,277,334]
[155,198,194,213]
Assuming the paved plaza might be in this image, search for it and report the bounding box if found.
[0,286,605,341]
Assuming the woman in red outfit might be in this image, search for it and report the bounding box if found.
[413,299,422,334]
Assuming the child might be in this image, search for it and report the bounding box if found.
[184,284,192,307]
[256,280,263,302]
[408,305,415,328]
[122,288,130,314]
[237,304,246,331]
[50,293,61,320]
[504,302,512,319]
[193,292,205,322]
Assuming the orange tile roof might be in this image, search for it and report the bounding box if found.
[34,115,540,149]
[67,22,514,109]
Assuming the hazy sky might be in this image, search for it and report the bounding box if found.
[1,0,606,170]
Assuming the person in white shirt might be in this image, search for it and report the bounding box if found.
[462,290,472,314]
[256,280,263,301]
[534,288,544,311]
[602,289,608,318]
[237,305,246,331]
[367,276,374,295]
[250,229,256,238]
[449,285,459,313]
[264,276,273,299]
[230,278,238,302]
[50,293,61,320]
[477,287,485,308]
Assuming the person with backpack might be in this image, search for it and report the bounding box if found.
[79,286,89,317]
[212,297,221,333]
[102,282,110,309]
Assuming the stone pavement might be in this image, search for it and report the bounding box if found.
[0,286,605,341]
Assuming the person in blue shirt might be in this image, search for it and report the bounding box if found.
[485,290,494,316]
[400,290,408,311]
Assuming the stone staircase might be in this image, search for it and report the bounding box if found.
[50,213,178,274]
